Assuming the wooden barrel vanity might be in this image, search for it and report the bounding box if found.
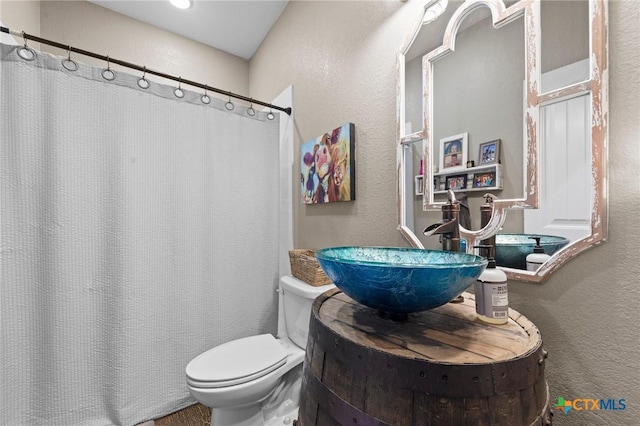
[297,289,551,426]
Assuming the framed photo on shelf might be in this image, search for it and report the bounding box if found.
[439,133,468,172]
[445,174,468,191]
[478,139,500,165]
[472,171,497,188]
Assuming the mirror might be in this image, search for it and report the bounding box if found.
[396,0,608,282]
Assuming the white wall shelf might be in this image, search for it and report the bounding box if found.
[415,163,503,195]
[414,175,424,196]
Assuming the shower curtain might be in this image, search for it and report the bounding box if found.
[0,43,281,426]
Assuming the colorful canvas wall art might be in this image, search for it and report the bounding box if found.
[301,123,356,204]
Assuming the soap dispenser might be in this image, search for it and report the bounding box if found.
[474,245,509,325]
[526,237,550,272]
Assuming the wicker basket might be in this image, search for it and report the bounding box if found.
[288,249,332,286]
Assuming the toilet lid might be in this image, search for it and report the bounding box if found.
[185,334,288,388]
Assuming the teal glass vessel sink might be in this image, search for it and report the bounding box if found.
[315,247,487,315]
[495,234,570,270]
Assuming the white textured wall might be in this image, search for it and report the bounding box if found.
[250,0,410,250]
[251,1,640,424]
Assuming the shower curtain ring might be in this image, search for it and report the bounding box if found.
[137,66,150,89]
[61,46,78,71]
[225,92,235,111]
[246,99,256,116]
[101,56,115,81]
[201,85,211,105]
[266,108,275,120]
[17,31,36,61]
[174,77,185,98]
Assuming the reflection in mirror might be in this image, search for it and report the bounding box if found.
[431,6,524,208]
[540,0,589,75]
[399,138,425,248]
[396,0,608,283]
[524,0,591,244]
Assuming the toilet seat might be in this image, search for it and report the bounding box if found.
[186,334,288,389]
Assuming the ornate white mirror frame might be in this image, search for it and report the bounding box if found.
[396,0,608,283]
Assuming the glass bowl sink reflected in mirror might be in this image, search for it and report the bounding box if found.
[315,247,487,315]
[494,234,570,270]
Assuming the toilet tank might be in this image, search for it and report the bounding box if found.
[280,275,335,349]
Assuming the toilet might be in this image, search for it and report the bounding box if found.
[185,275,334,426]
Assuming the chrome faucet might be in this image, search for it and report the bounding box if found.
[424,190,461,252]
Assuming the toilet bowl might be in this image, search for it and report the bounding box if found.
[185,275,334,426]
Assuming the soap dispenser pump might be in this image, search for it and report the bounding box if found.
[526,237,550,272]
[474,245,508,325]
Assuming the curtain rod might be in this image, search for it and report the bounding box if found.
[1,26,292,116]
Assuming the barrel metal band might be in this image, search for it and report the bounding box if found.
[302,364,391,426]
[528,384,552,426]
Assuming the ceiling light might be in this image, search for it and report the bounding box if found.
[169,0,192,10]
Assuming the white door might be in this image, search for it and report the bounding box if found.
[524,60,591,242]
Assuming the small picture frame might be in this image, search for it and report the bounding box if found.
[478,139,501,165]
[439,133,468,172]
[445,174,468,191]
[472,171,497,188]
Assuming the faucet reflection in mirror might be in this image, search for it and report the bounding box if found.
[396,0,608,283]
